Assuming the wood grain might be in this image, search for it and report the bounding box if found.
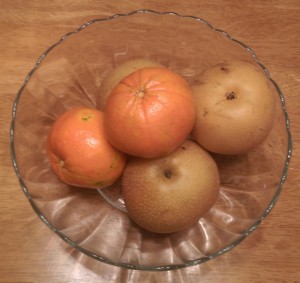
[1,1,299,282]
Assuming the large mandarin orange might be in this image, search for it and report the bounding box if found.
[47,107,127,189]
[103,67,196,158]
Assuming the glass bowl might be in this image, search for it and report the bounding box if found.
[10,10,292,270]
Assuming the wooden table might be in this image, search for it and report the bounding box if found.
[1,1,299,282]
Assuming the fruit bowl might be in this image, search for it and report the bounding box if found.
[10,10,292,270]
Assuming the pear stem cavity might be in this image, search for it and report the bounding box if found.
[164,169,172,179]
[226,91,237,100]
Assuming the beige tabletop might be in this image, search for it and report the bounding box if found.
[1,1,300,282]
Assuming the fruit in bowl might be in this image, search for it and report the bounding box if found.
[46,60,277,233]
[121,139,220,234]
[191,60,276,155]
[103,66,196,158]
[46,107,127,189]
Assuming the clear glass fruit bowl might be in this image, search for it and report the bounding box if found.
[10,10,292,270]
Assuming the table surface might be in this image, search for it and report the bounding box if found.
[1,1,299,282]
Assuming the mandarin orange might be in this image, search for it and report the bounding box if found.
[103,67,196,158]
[47,107,127,189]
